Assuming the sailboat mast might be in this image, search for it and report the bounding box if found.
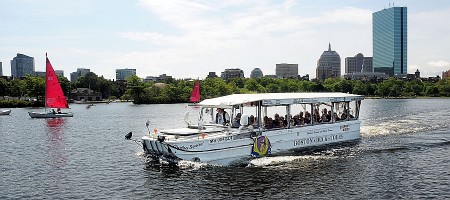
[44,53,47,112]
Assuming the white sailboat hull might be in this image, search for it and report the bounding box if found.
[142,120,361,166]
[0,110,11,115]
[28,111,73,118]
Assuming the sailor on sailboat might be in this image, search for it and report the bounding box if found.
[28,54,73,118]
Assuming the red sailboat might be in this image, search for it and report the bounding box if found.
[189,79,201,103]
[29,54,73,118]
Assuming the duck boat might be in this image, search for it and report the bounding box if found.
[142,92,364,166]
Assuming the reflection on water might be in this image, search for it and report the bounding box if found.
[45,118,67,168]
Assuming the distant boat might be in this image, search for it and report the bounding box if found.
[28,54,73,118]
[0,110,11,115]
[189,80,200,104]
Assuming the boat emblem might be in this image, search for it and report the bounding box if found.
[251,136,271,157]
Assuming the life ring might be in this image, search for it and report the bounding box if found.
[251,136,271,157]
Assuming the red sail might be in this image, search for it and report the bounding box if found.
[189,80,200,103]
[45,56,69,108]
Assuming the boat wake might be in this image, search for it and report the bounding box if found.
[361,109,450,137]
[248,155,326,167]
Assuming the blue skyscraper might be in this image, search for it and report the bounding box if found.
[11,53,35,78]
[373,7,407,76]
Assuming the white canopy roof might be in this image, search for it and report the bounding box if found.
[198,92,364,108]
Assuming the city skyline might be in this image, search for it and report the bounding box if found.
[1,0,450,80]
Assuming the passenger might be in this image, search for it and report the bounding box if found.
[231,113,241,128]
[51,109,56,114]
[327,111,332,122]
[57,108,61,114]
[313,108,321,123]
[333,113,340,121]
[293,118,298,126]
[340,109,348,120]
[249,115,258,127]
[298,112,305,125]
[272,114,280,128]
[321,108,328,122]
[265,117,275,129]
[279,116,286,128]
[304,111,311,124]
[263,116,268,125]
[215,108,230,125]
[283,115,289,127]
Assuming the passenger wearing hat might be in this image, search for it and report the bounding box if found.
[215,108,230,125]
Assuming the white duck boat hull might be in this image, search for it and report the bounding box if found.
[142,120,360,166]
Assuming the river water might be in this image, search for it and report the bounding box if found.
[0,99,449,199]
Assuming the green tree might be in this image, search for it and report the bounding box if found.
[126,75,146,103]
[0,78,9,99]
[425,85,440,97]
[266,83,280,93]
[58,76,71,96]
[24,76,45,100]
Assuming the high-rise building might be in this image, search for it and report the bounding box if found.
[55,70,64,77]
[70,68,90,82]
[443,70,450,80]
[373,6,407,76]
[206,72,218,78]
[221,68,244,81]
[11,53,35,78]
[250,68,264,78]
[116,68,136,80]
[276,64,298,78]
[345,53,373,73]
[316,43,341,81]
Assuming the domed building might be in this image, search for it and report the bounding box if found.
[250,68,263,78]
[316,43,341,81]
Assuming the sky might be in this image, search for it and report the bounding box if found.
[1,0,450,80]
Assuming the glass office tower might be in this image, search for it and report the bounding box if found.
[373,7,407,76]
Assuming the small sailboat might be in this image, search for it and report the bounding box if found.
[28,54,73,118]
[189,79,200,104]
[0,110,11,115]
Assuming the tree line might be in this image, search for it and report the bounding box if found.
[126,75,450,104]
[1,73,449,107]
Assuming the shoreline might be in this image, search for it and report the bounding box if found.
[365,96,450,99]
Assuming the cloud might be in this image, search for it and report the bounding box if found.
[410,60,450,77]
[114,1,374,78]
[428,60,450,67]
[408,8,450,76]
